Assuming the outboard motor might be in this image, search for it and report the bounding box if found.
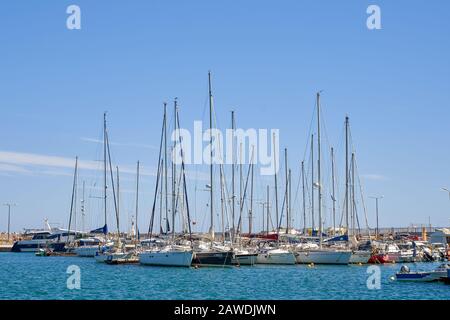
[400,265,410,273]
[423,250,434,262]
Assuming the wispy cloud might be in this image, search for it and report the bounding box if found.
[0,150,208,182]
[81,137,158,150]
[0,150,156,177]
[361,174,388,181]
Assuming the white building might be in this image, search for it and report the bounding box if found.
[429,228,450,245]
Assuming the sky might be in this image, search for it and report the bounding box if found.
[0,0,449,233]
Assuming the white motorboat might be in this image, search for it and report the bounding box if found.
[395,264,450,282]
[74,238,112,257]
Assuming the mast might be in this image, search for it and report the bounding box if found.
[67,156,78,243]
[331,147,336,235]
[273,133,279,234]
[172,99,178,240]
[135,161,140,241]
[208,71,214,241]
[311,134,315,232]
[172,98,178,240]
[116,166,120,242]
[345,116,350,237]
[288,168,292,234]
[266,185,270,235]
[285,148,289,233]
[301,161,306,234]
[239,142,243,237]
[249,148,254,236]
[316,92,323,247]
[103,113,107,229]
[231,111,235,242]
[81,180,85,233]
[220,165,225,244]
[351,152,356,237]
[148,107,166,238]
[163,102,168,234]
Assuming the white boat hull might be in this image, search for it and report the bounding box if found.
[256,251,296,265]
[349,251,371,264]
[139,250,193,267]
[296,250,351,265]
[233,254,258,265]
[75,246,100,257]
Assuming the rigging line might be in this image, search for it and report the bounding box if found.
[176,110,194,243]
[148,109,166,236]
[354,153,372,236]
[236,149,254,235]
[301,98,317,162]
[106,131,120,235]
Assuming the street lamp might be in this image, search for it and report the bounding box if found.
[369,196,383,239]
[3,203,17,242]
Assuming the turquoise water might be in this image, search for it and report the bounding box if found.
[0,253,448,300]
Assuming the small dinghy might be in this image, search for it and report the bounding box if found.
[35,248,52,256]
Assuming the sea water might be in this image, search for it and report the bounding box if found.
[0,253,448,300]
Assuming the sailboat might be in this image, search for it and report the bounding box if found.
[256,144,296,265]
[75,113,111,257]
[139,101,194,267]
[191,72,233,267]
[345,120,371,264]
[295,92,351,265]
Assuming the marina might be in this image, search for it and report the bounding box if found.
[0,1,449,306]
[1,73,449,299]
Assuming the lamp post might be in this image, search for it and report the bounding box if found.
[3,203,17,242]
[369,196,383,239]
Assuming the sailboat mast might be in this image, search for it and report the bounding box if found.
[239,142,243,237]
[351,152,355,236]
[172,99,178,240]
[103,113,107,229]
[288,168,291,234]
[285,148,289,233]
[135,161,140,240]
[208,71,214,241]
[116,166,120,239]
[231,111,235,242]
[301,161,306,235]
[220,165,225,244]
[345,116,350,237]
[266,185,270,235]
[331,147,336,235]
[311,134,314,232]
[316,92,323,247]
[67,156,78,243]
[163,103,168,234]
[273,133,279,233]
[249,151,254,236]
[81,180,85,233]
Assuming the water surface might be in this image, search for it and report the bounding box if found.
[0,253,448,300]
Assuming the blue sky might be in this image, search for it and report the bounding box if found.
[0,0,449,233]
